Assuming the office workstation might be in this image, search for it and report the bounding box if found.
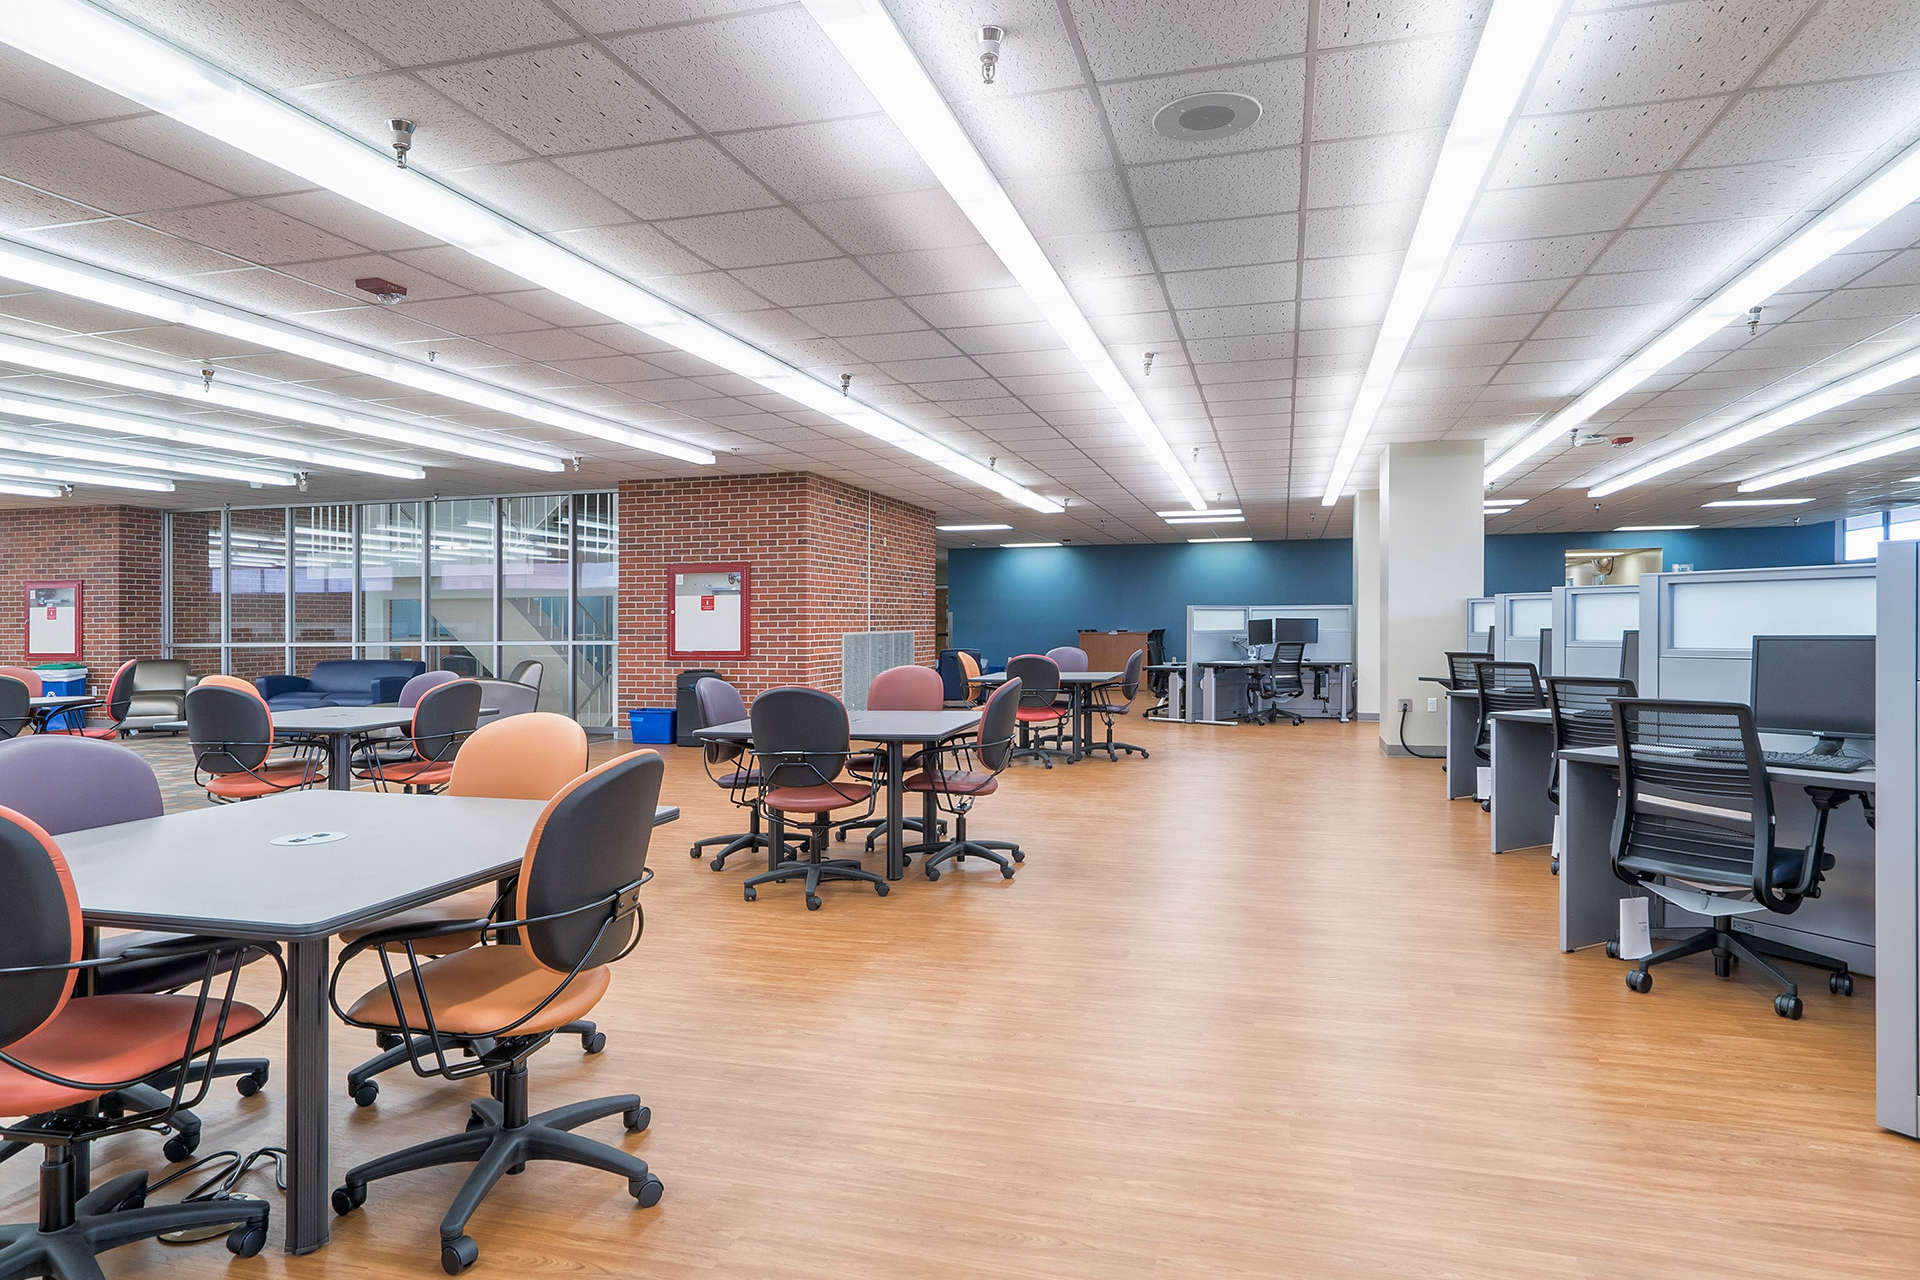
[9,1,1920,1276]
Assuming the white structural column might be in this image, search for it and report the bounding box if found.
[1378,442,1484,753]
[1352,490,1381,720]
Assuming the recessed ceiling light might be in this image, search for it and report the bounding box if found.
[1187,536,1253,544]
[1483,497,1526,508]
[1613,524,1698,532]
[1152,92,1263,142]
[1163,514,1246,525]
[1702,498,1813,508]
[936,522,1012,532]
[1001,541,1061,548]
[1157,507,1240,519]
[1739,427,1920,493]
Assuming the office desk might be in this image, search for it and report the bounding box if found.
[974,671,1120,762]
[1193,659,1353,723]
[1444,690,1479,799]
[55,789,680,1255]
[699,708,981,879]
[1144,662,1185,721]
[1556,745,1876,968]
[1489,708,1554,853]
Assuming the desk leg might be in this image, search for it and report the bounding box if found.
[285,935,330,1254]
[327,733,352,791]
[1445,696,1477,799]
[1560,760,1628,951]
[1070,686,1087,762]
[885,742,905,881]
[1168,670,1185,722]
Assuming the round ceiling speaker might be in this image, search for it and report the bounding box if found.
[1152,92,1263,142]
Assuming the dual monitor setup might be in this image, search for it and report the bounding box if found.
[1245,616,1318,651]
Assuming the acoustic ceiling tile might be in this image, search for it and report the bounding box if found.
[1100,58,1305,166]
[606,8,877,131]
[421,43,692,154]
[1127,149,1301,225]
[1066,0,1307,80]
[721,116,936,204]
[1311,30,1478,142]
[801,188,982,256]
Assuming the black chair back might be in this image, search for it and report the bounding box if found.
[186,684,273,773]
[696,677,749,767]
[1545,675,1635,804]
[1473,661,1543,757]
[0,675,29,740]
[1120,648,1144,698]
[750,687,851,789]
[1444,651,1481,689]
[517,750,662,975]
[976,679,1022,772]
[103,659,137,722]
[1267,642,1305,697]
[1005,654,1060,708]
[410,678,482,763]
[0,805,81,1047]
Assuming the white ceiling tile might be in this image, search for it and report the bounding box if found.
[721,116,936,203]
[606,9,877,132]
[1312,30,1478,141]
[1069,274,1164,317]
[656,207,840,269]
[1593,216,1788,279]
[731,258,889,307]
[1308,130,1442,208]
[0,182,100,234]
[788,298,928,336]
[260,190,442,254]
[802,188,982,256]
[1319,0,1486,47]
[137,201,363,265]
[288,75,531,171]
[1145,214,1298,272]
[887,0,1087,103]
[1066,0,1307,80]
[1041,229,1157,281]
[451,157,637,232]
[1002,169,1138,236]
[1443,234,1608,288]
[1177,302,1298,340]
[1758,0,1920,85]
[1165,264,1296,309]
[1100,58,1305,165]
[946,321,1062,354]
[1301,251,1402,300]
[549,222,709,277]
[859,245,1012,296]
[1128,149,1301,225]
[558,141,773,220]
[956,87,1114,179]
[87,116,312,202]
[1527,1,1807,114]
[1298,292,1386,331]
[906,287,1044,328]
[1492,98,1724,188]
[0,130,230,216]
[1463,176,1656,242]
[547,0,773,33]
[279,251,466,301]
[1424,278,1571,320]
[842,330,964,362]
[1302,202,1417,260]
[298,0,572,63]
[98,0,386,86]
[421,44,693,155]
[644,270,774,313]
[1684,73,1920,169]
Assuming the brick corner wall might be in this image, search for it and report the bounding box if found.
[0,504,165,709]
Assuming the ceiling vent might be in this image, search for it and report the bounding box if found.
[1152,92,1262,142]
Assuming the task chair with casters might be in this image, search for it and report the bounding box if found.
[66,659,135,739]
[1544,676,1636,875]
[1006,654,1070,767]
[0,736,272,1172]
[0,666,40,696]
[352,678,482,794]
[742,687,888,910]
[687,678,807,872]
[1040,646,1088,749]
[357,670,458,766]
[945,650,986,708]
[0,677,29,742]
[328,751,665,1275]
[835,664,945,851]
[1088,648,1151,758]
[505,658,544,692]
[1256,642,1306,727]
[474,677,537,719]
[1472,661,1544,812]
[0,804,286,1278]
[1444,651,1482,691]
[186,682,328,801]
[339,713,598,1108]
[903,678,1025,880]
[1607,699,1856,1019]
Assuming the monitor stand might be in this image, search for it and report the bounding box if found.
[1811,735,1847,756]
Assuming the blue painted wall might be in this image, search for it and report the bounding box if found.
[946,540,1353,660]
[1483,522,1839,595]
[947,522,1840,658]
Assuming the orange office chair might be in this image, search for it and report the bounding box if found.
[351,678,482,794]
[945,650,986,707]
[185,681,327,801]
[0,666,41,697]
[328,750,665,1275]
[0,804,286,1276]
[338,713,595,1107]
[70,659,136,739]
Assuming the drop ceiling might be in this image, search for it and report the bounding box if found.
[0,0,1915,548]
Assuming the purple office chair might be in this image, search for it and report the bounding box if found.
[688,677,805,871]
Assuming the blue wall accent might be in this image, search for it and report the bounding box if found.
[946,540,1353,660]
[1483,523,1838,595]
[947,523,1840,659]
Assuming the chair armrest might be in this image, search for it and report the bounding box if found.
[370,675,411,703]
[337,914,496,963]
[255,674,308,698]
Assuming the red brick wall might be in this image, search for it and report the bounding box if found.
[0,504,164,711]
[616,473,935,714]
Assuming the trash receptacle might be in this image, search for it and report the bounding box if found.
[627,708,675,744]
[674,668,724,747]
[32,663,88,731]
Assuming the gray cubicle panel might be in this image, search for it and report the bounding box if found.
[1549,584,1641,679]
[1250,603,1354,662]
[1876,541,1918,1138]
[1494,591,1552,668]
[1467,597,1494,650]
[1184,605,1248,722]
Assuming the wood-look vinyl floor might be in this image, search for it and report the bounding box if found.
[6,717,1913,1278]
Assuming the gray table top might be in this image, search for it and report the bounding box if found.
[699,707,982,744]
[56,789,680,940]
[1558,744,1877,791]
[1490,708,1553,722]
[149,702,500,735]
[29,694,95,708]
[977,670,1121,684]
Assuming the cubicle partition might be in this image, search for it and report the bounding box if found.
[1876,542,1919,1138]
[1250,603,1354,662]
[1495,591,1552,668]
[1550,584,1640,679]
[1180,603,1355,723]
[1467,597,1494,651]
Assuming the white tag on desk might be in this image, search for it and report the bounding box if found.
[1619,897,1651,960]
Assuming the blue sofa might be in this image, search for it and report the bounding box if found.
[256,659,426,711]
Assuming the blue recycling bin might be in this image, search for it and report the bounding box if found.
[32,663,88,731]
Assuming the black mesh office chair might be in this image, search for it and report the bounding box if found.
[1472,661,1544,811]
[1256,642,1306,726]
[1444,651,1482,690]
[1544,676,1635,874]
[1606,698,1857,1019]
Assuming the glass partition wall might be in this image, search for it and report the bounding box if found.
[164,492,617,730]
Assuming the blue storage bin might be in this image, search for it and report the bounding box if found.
[627,707,675,744]
[33,664,88,731]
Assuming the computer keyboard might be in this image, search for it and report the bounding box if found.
[1692,747,1869,773]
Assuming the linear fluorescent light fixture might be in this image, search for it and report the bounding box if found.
[0,479,64,499]
[0,331,560,472]
[0,387,424,480]
[936,522,1012,532]
[803,0,1200,511]
[1163,515,1246,525]
[1739,428,1920,493]
[1489,130,1920,486]
[1158,507,1240,519]
[0,425,293,485]
[0,454,171,492]
[1188,536,1252,544]
[1002,541,1061,548]
[0,238,712,465]
[1588,342,1920,497]
[1702,497,1813,508]
[0,2,1058,513]
[1483,497,1526,507]
[1320,0,1563,506]
[1613,524,1698,532]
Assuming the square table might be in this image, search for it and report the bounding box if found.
[698,708,982,880]
[55,788,680,1255]
[974,671,1121,761]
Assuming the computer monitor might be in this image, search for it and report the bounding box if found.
[1750,635,1875,753]
[1619,629,1639,682]
[1246,617,1274,647]
[1271,617,1318,644]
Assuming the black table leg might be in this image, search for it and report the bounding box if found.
[327,732,352,791]
[1070,686,1086,763]
[885,742,905,880]
[285,935,330,1254]
[767,809,784,873]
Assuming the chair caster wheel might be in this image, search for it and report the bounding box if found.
[1001,866,1016,879]
[623,1104,651,1133]
[1479,800,1491,812]
[1775,994,1803,1020]
[630,1174,664,1207]
[1625,969,1651,994]
[1012,850,1024,862]
[581,1030,607,1054]
[874,882,888,897]
[925,867,940,881]
[1831,972,1854,996]
[236,1066,268,1097]
[1549,858,1559,876]
[1605,940,1619,959]
[227,1221,268,1258]
[709,855,728,871]
[688,844,702,858]
[163,1131,198,1163]
[351,1080,379,1108]
[442,1234,480,1274]
[376,1031,404,1050]
[743,887,757,902]
[332,1183,366,1216]
[805,894,822,910]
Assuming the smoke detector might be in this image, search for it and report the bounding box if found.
[1568,430,1633,448]
[1152,92,1263,142]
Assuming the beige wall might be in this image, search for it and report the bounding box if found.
[1353,490,1381,718]
[1379,442,1485,753]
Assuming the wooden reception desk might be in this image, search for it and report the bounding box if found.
[1078,630,1152,672]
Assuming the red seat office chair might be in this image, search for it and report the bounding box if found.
[328,751,665,1275]
[1089,648,1151,759]
[742,687,888,910]
[352,678,482,793]
[687,678,807,872]
[0,677,30,743]
[65,659,135,739]
[834,664,946,851]
[0,666,42,696]
[0,804,286,1277]
[1006,654,1070,767]
[903,678,1026,880]
[186,681,328,801]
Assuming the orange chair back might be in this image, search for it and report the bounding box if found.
[0,666,42,697]
[449,712,589,801]
[197,673,272,717]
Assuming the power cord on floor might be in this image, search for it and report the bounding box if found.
[1398,703,1444,760]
